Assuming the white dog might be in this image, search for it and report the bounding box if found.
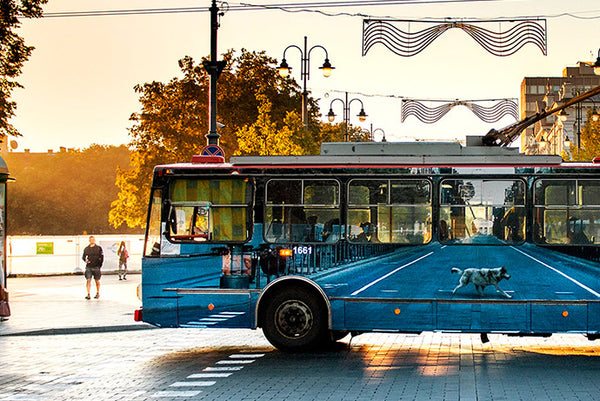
[451,267,512,298]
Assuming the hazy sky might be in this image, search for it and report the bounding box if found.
[9,0,600,152]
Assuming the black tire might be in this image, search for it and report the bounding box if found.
[262,287,329,352]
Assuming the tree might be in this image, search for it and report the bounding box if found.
[111,48,375,229]
[0,0,47,139]
[5,145,138,235]
[110,49,314,228]
[235,94,303,156]
[563,109,600,161]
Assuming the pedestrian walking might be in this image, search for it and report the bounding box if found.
[82,235,103,299]
[117,241,129,280]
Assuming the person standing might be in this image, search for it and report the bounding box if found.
[82,236,103,299]
[117,241,129,280]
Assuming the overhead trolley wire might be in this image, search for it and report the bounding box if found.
[37,0,501,18]
[25,1,600,20]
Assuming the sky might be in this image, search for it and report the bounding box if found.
[8,0,600,152]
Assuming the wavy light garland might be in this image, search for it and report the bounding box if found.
[363,19,547,57]
[401,98,519,124]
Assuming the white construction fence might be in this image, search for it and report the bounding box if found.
[6,235,145,276]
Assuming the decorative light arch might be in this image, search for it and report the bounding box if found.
[401,98,519,124]
[363,18,547,57]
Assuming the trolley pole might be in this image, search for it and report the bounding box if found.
[203,0,226,146]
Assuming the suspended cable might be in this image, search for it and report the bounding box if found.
[32,0,513,19]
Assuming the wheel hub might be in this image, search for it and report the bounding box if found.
[275,300,313,339]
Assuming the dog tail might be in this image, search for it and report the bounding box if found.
[451,267,462,275]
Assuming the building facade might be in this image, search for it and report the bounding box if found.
[521,62,600,155]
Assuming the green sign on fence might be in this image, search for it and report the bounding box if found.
[36,242,54,255]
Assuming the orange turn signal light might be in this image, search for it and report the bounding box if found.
[279,248,292,257]
[562,310,569,317]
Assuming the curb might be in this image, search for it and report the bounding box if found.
[0,323,157,337]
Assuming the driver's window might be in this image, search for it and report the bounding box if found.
[169,203,211,241]
[168,179,251,243]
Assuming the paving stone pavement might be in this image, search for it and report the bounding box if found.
[2,276,600,400]
[0,274,149,336]
[2,329,600,400]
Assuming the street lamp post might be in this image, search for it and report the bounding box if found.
[327,92,367,142]
[575,91,583,149]
[364,124,386,142]
[203,0,227,146]
[373,128,387,142]
[279,36,334,130]
[558,51,600,151]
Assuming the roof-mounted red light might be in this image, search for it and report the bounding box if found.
[191,155,225,164]
[593,157,600,164]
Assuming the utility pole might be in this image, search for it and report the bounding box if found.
[203,0,226,146]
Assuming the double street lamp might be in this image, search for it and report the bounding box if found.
[279,36,334,129]
[373,127,387,142]
[327,92,367,142]
[555,50,600,150]
[559,92,600,149]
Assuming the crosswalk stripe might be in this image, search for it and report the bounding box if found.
[216,359,255,364]
[229,353,265,358]
[151,390,202,397]
[170,381,216,387]
[203,366,244,371]
[188,372,233,378]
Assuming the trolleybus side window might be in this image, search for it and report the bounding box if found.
[439,179,525,245]
[167,178,252,243]
[265,179,340,243]
[348,179,431,244]
[534,179,600,245]
[144,189,162,256]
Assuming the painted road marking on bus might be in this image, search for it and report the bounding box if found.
[511,246,600,298]
[351,252,434,296]
[180,312,247,328]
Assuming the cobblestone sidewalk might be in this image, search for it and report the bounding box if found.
[0,274,151,336]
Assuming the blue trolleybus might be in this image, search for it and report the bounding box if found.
[135,140,600,351]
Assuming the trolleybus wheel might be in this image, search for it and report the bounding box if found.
[262,287,328,352]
